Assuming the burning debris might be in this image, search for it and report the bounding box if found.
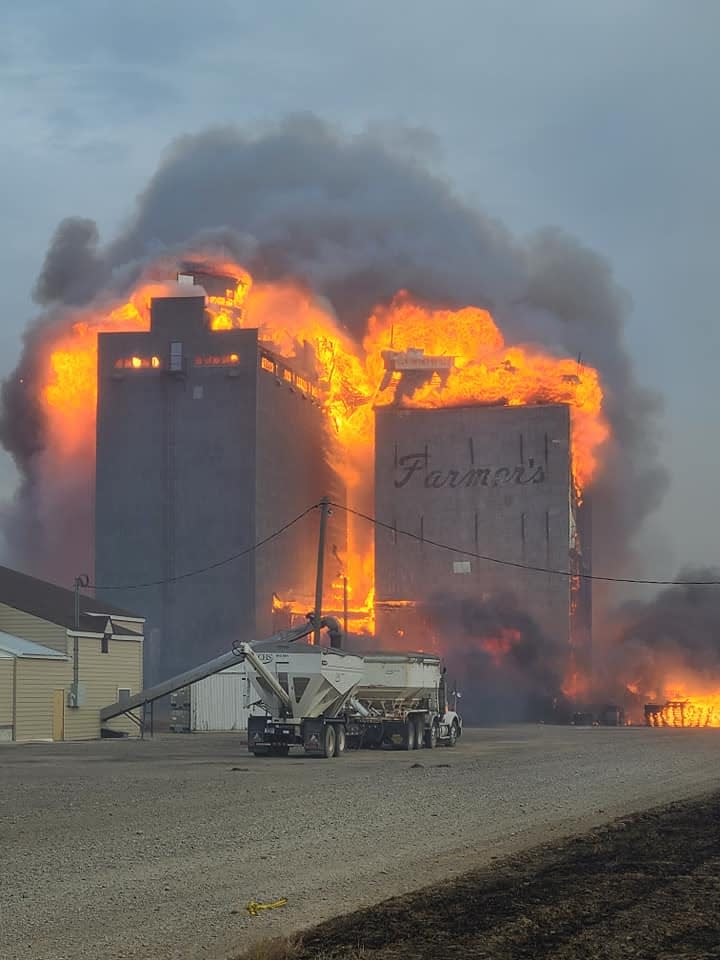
[645,699,720,728]
[602,569,720,726]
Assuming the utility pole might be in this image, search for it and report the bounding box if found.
[342,575,348,641]
[313,497,331,647]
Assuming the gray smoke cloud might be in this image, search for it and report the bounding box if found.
[600,567,720,709]
[33,217,110,307]
[0,115,666,595]
[426,592,567,723]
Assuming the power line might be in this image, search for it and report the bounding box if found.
[89,497,720,592]
[329,502,720,587]
[91,503,321,591]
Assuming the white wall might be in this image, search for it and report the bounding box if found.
[191,665,258,732]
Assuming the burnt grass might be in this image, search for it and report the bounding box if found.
[288,792,720,960]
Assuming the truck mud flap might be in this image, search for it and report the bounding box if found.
[248,716,268,753]
[248,716,296,752]
[302,717,326,755]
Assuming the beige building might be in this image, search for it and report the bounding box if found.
[0,565,144,742]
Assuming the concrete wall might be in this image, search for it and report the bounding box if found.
[65,637,143,739]
[96,299,257,682]
[374,404,576,648]
[254,359,346,636]
[14,659,71,742]
[0,603,68,653]
[96,296,341,682]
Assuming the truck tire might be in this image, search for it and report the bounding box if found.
[424,723,437,749]
[334,725,346,757]
[270,745,290,757]
[414,715,425,749]
[322,724,336,759]
[448,720,459,747]
[252,746,270,757]
[401,719,416,750]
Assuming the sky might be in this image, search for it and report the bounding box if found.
[2,0,719,577]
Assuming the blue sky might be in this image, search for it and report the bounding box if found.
[2,0,719,573]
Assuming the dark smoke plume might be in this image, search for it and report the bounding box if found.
[426,592,567,723]
[1,115,665,598]
[33,218,110,307]
[600,567,720,706]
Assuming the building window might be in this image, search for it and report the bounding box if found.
[102,630,111,654]
[453,560,472,575]
[169,341,184,372]
[194,354,240,367]
[118,688,131,705]
[114,356,160,370]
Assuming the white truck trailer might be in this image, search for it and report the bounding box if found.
[243,641,462,758]
[349,651,461,750]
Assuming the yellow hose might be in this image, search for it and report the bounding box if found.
[246,897,288,916]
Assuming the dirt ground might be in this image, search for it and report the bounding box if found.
[283,791,720,960]
[2,726,720,960]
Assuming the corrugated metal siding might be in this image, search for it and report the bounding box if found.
[0,658,14,728]
[64,637,143,740]
[0,603,68,653]
[191,666,253,731]
[14,659,72,742]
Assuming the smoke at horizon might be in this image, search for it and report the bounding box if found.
[599,567,720,711]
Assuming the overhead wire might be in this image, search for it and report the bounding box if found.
[88,498,720,592]
[90,502,321,591]
[328,501,720,587]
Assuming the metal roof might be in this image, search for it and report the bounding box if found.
[0,563,143,633]
[0,631,68,660]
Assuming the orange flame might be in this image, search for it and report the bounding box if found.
[641,676,720,728]
[479,628,521,668]
[38,255,609,640]
[362,295,608,495]
[647,696,720,728]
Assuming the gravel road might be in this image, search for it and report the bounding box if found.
[1,726,719,960]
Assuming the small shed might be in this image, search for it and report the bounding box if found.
[0,564,145,741]
[190,662,254,732]
[0,633,70,742]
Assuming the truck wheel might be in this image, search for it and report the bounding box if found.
[334,725,346,756]
[424,724,437,749]
[402,719,416,750]
[414,716,425,748]
[322,724,336,759]
[448,721,459,747]
[270,745,290,757]
[252,746,270,757]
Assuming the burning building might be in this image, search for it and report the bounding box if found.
[88,271,605,699]
[7,248,609,707]
[374,396,592,710]
[95,273,345,683]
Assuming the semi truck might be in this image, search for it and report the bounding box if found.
[100,618,462,754]
[240,635,462,758]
